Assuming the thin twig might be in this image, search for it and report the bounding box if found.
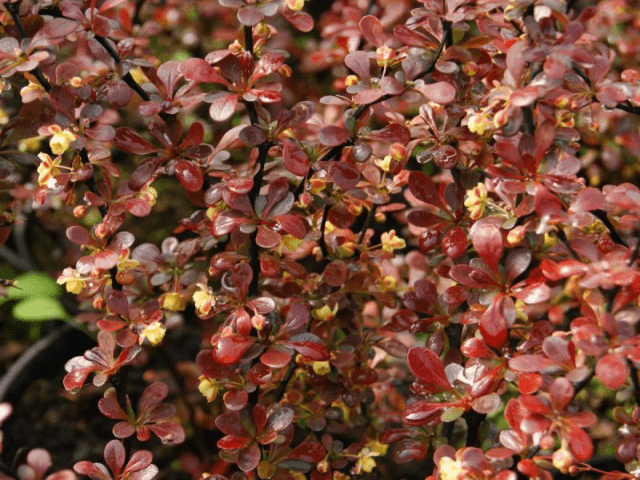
[416,21,452,80]
[6,3,52,91]
[615,102,640,116]
[357,203,377,245]
[132,0,146,25]
[93,36,152,103]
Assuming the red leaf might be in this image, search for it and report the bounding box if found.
[107,80,132,108]
[441,227,467,259]
[85,125,115,142]
[360,15,385,47]
[217,435,249,450]
[256,226,281,248]
[323,261,349,287]
[407,347,452,392]
[180,58,228,85]
[569,426,593,462]
[461,338,494,359]
[408,172,442,207]
[289,441,326,464]
[239,125,267,146]
[288,333,330,361]
[223,390,248,411]
[509,354,548,373]
[252,52,286,80]
[570,188,604,212]
[472,223,503,270]
[282,9,314,32]
[275,215,306,239]
[148,421,186,444]
[207,92,238,122]
[67,226,92,246]
[180,122,205,150]
[237,444,261,472]
[260,346,292,368]
[104,440,125,476]
[214,335,255,365]
[139,382,168,409]
[420,82,456,104]
[510,86,539,107]
[41,18,79,39]
[596,353,628,390]
[237,6,263,26]
[549,377,574,412]
[403,400,446,426]
[518,373,543,394]
[366,123,411,144]
[479,295,508,350]
[319,126,350,147]
[282,140,310,176]
[344,51,371,81]
[175,159,204,192]
[115,127,157,155]
[331,162,361,190]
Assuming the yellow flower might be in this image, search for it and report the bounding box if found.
[137,186,158,207]
[354,440,388,474]
[19,137,42,152]
[20,80,45,103]
[467,114,492,135]
[375,45,396,67]
[438,456,464,480]
[48,125,77,155]
[312,304,338,322]
[278,235,303,253]
[140,321,166,346]
[162,292,186,311]
[464,183,488,220]
[379,275,397,292]
[312,361,331,375]
[198,375,219,402]
[193,285,215,316]
[345,75,359,87]
[381,230,406,253]
[375,155,392,173]
[56,267,85,294]
[286,0,304,10]
[37,152,62,186]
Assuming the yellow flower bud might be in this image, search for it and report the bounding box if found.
[467,114,492,135]
[312,304,338,322]
[438,456,464,480]
[36,152,62,186]
[375,155,392,173]
[162,292,186,311]
[464,183,488,220]
[286,0,305,10]
[48,125,77,155]
[312,361,331,375]
[140,321,166,346]
[193,286,215,316]
[345,75,359,87]
[57,268,85,294]
[198,375,219,402]
[381,230,406,253]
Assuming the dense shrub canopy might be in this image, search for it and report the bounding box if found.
[1,0,640,479]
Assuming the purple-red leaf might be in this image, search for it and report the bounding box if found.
[406,347,452,392]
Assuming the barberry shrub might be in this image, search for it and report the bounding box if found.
[1,0,640,479]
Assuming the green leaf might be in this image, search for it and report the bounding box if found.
[7,272,62,299]
[440,407,465,423]
[12,297,70,321]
